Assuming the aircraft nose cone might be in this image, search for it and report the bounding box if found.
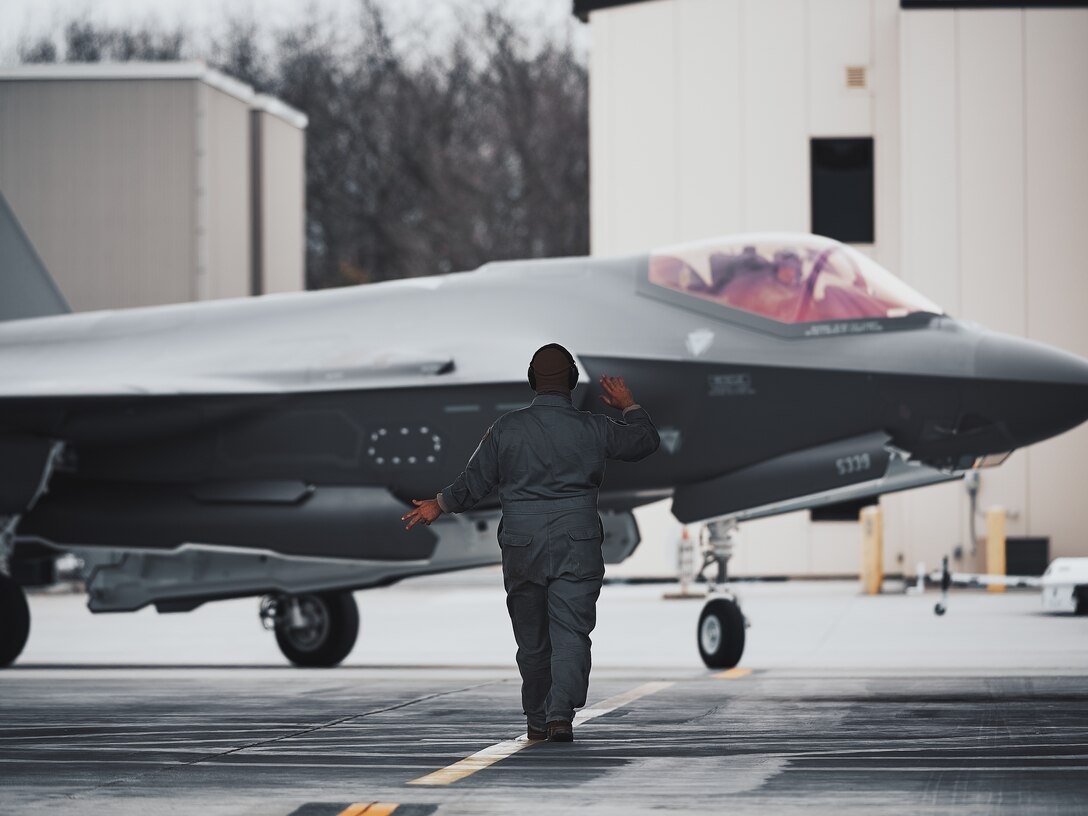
[974,332,1088,447]
[977,332,1088,387]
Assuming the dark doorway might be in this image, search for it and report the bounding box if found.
[810,137,875,244]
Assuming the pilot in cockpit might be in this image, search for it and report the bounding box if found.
[651,240,917,324]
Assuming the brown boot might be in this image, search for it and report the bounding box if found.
[546,720,573,742]
[526,722,547,741]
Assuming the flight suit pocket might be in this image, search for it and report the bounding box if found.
[499,530,533,549]
[566,525,604,580]
[499,529,533,583]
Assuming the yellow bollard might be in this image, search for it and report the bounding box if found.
[986,506,1006,593]
[860,505,883,595]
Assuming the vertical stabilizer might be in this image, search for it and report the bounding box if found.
[0,190,70,320]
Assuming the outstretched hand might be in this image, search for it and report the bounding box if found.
[599,374,635,411]
[402,498,442,530]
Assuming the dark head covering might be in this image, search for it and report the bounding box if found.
[530,344,573,394]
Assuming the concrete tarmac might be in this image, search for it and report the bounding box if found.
[2,572,1088,815]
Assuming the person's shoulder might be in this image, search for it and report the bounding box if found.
[582,409,614,428]
[494,406,530,432]
[498,405,530,422]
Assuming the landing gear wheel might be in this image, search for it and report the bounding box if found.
[0,574,30,668]
[274,591,359,667]
[698,597,745,669]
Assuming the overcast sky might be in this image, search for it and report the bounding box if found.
[0,0,587,65]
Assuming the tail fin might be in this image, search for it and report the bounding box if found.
[0,189,70,321]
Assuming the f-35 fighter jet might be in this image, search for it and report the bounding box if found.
[2,192,1086,669]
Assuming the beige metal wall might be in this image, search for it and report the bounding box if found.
[199,83,251,301]
[588,0,1088,577]
[0,69,306,312]
[590,0,900,578]
[255,109,306,294]
[887,7,1088,573]
[0,78,197,311]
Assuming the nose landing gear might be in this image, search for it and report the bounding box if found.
[695,518,748,669]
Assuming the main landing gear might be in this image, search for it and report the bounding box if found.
[0,574,30,668]
[694,518,748,669]
[260,591,359,667]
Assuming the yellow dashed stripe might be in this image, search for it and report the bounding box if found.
[336,803,399,816]
[714,667,752,680]
[406,736,535,786]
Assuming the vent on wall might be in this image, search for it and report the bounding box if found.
[845,65,867,90]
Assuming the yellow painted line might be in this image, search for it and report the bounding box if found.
[336,804,399,816]
[405,737,529,786]
[407,680,673,786]
[571,680,674,726]
[714,667,752,680]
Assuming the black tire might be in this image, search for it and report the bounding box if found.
[697,597,745,669]
[1074,585,1088,616]
[0,574,31,668]
[274,591,359,667]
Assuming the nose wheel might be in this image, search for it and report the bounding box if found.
[698,596,746,669]
[694,519,747,669]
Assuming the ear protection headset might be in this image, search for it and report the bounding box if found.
[527,343,579,391]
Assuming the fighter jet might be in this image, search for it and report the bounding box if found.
[2,191,1087,669]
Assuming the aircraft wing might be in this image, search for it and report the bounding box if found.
[0,328,454,400]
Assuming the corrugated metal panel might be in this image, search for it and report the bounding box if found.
[0,79,196,311]
[201,84,251,301]
[255,110,305,294]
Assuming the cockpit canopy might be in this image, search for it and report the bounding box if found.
[648,234,942,325]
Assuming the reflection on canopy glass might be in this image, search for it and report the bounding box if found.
[648,236,942,325]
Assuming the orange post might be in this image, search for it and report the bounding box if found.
[860,506,883,595]
[986,507,1006,593]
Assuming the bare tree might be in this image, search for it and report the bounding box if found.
[18,37,58,63]
[211,17,274,94]
[57,19,186,62]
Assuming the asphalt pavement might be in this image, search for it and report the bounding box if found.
[2,572,1087,815]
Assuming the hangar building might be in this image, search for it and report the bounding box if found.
[576,0,1088,579]
[0,62,307,311]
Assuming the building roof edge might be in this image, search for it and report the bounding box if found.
[252,94,308,130]
[0,60,208,83]
[572,0,655,22]
[0,61,309,121]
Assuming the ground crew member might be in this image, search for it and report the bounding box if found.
[401,343,659,742]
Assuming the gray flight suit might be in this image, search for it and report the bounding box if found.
[437,392,659,727]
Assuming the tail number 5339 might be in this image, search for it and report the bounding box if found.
[835,453,872,477]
